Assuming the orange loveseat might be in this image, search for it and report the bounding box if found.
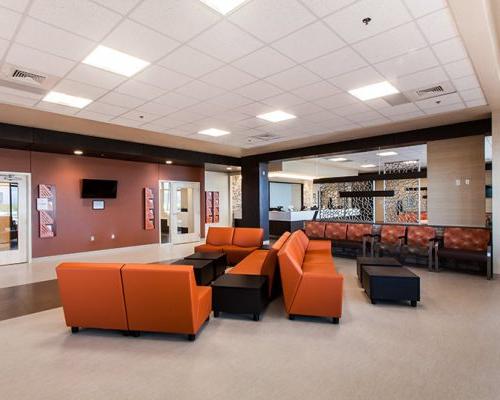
[56,262,211,341]
[229,231,291,297]
[195,227,264,264]
[278,230,343,323]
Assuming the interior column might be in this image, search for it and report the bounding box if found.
[492,112,500,276]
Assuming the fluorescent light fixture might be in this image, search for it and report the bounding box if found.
[83,45,150,77]
[198,128,230,137]
[43,91,92,109]
[268,172,316,181]
[376,151,398,157]
[329,157,348,162]
[360,164,377,168]
[165,160,173,164]
[257,110,296,123]
[349,81,399,101]
[226,167,232,171]
[73,150,83,155]
[199,0,248,15]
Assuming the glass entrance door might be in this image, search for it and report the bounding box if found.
[0,173,29,265]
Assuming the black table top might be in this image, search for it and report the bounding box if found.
[185,252,226,261]
[357,256,402,266]
[170,259,213,269]
[363,266,418,278]
[212,274,267,289]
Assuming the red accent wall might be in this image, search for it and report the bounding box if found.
[0,149,205,258]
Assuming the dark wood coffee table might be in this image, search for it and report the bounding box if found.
[185,252,227,278]
[356,256,402,285]
[362,266,420,307]
[211,274,268,321]
[170,259,214,286]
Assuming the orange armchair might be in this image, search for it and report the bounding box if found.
[195,227,234,253]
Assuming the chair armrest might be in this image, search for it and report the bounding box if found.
[260,244,271,250]
[196,287,212,328]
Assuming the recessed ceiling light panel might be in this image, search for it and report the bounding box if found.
[43,91,92,108]
[329,157,348,162]
[257,110,296,123]
[360,164,377,168]
[83,45,150,77]
[376,151,398,157]
[198,128,231,137]
[349,81,399,101]
[199,0,248,14]
[74,150,83,155]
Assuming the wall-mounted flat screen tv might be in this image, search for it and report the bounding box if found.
[81,179,118,198]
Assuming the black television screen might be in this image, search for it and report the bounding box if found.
[81,179,118,198]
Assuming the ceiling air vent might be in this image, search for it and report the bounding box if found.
[0,63,59,95]
[415,85,444,97]
[11,69,46,86]
[404,81,457,102]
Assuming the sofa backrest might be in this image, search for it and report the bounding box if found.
[295,229,310,252]
[443,227,490,251]
[121,264,197,334]
[278,231,306,312]
[232,227,264,247]
[407,226,436,248]
[56,263,129,331]
[325,223,348,240]
[346,223,372,242]
[206,227,234,246]
[381,225,406,244]
[304,221,326,239]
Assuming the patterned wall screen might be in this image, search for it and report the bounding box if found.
[318,181,374,222]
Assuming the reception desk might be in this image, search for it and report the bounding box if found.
[233,210,316,236]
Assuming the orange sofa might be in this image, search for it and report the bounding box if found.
[195,227,264,265]
[228,231,290,297]
[278,230,343,323]
[56,262,211,340]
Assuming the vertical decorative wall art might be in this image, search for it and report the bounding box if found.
[144,188,155,230]
[38,184,56,238]
[213,191,219,223]
[205,191,220,223]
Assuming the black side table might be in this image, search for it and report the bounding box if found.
[356,256,402,285]
[171,259,214,286]
[211,274,268,321]
[185,252,227,278]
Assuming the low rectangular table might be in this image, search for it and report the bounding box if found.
[362,266,420,307]
[356,256,402,285]
[211,274,268,321]
[171,259,214,286]
[185,252,227,278]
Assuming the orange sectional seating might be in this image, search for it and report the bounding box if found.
[278,230,343,323]
[195,227,264,264]
[56,262,211,340]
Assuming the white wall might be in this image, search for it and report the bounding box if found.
[492,113,500,275]
[270,182,302,210]
[205,171,230,228]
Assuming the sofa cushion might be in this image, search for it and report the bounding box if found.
[307,240,331,252]
[407,226,436,248]
[232,227,264,248]
[443,228,490,251]
[222,245,258,265]
[380,225,406,245]
[206,227,234,246]
[194,244,223,253]
[325,223,347,240]
[305,221,326,239]
[303,253,334,265]
[295,229,310,252]
[272,231,291,251]
[302,261,335,274]
[346,224,372,242]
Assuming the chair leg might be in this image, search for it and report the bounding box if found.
[71,327,79,334]
[288,314,295,320]
[188,334,196,341]
[332,317,339,324]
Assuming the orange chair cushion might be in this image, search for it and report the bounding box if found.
[346,223,372,242]
[56,263,128,331]
[194,244,223,253]
[222,245,258,265]
[444,228,490,251]
[325,223,348,240]
[304,221,326,239]
[407,226,436,248]
[381,225,406,245]
[232,227,264,248]
[229,250,268,276]
[206,227,234,246]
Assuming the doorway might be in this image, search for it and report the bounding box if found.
[159,181,200,244]
[0,173,30,265]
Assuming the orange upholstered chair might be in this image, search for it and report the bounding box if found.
[223,227,264,264]
[324,222,348,241]
[121,264,211,340]
[229,231,290,297]
[373,224,406,258]
[56,263,129,333]
[278,230,343,323]
[401,226,437,270]
[195,227,234,253]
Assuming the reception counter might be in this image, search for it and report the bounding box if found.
[233,210,316,237]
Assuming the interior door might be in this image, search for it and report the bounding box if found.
[170,181,200,244]
[0,173,29,265]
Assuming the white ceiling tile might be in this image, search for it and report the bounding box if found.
[130,0,220,42]
[134,65,191,92]
[389,110,425,121]
[465,98,487,108]
[233,47,295,78]
[375,47,439,79]
[183,102,228,116]
[333,102,371,116]
[99,92,144,108]
[209,92,253,108]
[0,85,42,100]
[432,37,467,64]
[416,92,462,110]
[85,101,128,116]
[460,88,484,102]
[452,75,479,91]
[66,64,126,90]
[116,79,165,100]
[234,81,282,101]
[111,116,144,127]
[304,110,349,124]
[313,93,358,109]
[0,7,21,40]
[16,18,96,61]
[443,59,475,79]
[53,79,108,100]
[0,0,30,12]
[76,109,114,122]
[201,65,256,90]
[166,109,207,123]
[36,102,79,115]
[6,43,76,76]
[235,101,274,116]
[364,98,392,109]
[358,117,391,127]
[305,47,367,79]
[264,66,320,91]
[291,81,341,101]
[403,0,446,18]
[136,101,176,116]
[236,117,269,129]
[417,8,458,44]
[154,92,199,109]
[121,110,160,122]
[189,20,262,63]
[0,91,38,107]
[302,0,357,17]
[423,102,465,115]
[140,122,169,133]
[378,102,420,117]
[353,23,427,64]
[394,66,448,91]
[92,0,142,14]
[271,21,345,63]
[329,66,384,91]
[325,0,412,44]
[229,0,315,42]
[262,93,304,108]
[347,110,384,123]
[29,0,121,41]
[149,116,186,129]
[212,110,248,123]
[175,80,225,101]
[158,46,223,78]
[0,38,8,59]
[287,102,324,116]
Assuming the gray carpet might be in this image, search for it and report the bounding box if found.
[1,258,499,400]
